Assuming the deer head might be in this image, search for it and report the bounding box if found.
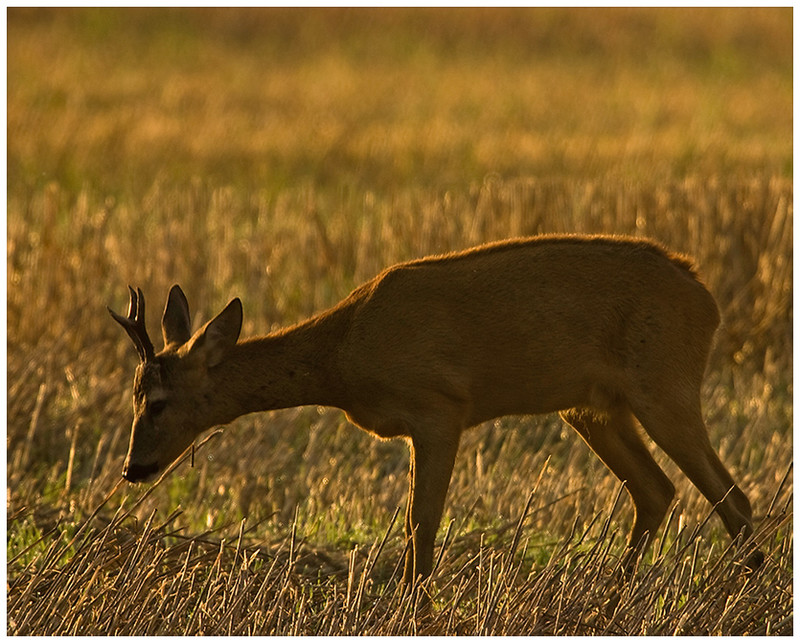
[109,285,242,482]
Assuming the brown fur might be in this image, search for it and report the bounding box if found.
[110,234,760,584]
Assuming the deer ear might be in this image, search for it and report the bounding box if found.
[162,285,192,347]
[190,298,243,368]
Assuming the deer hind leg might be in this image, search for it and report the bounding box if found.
[560,406,675,563]
[403,431,460,585]
[630,394,760,566]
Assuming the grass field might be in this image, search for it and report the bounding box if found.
[6,8,793,635]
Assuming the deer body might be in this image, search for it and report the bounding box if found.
[110,234,761,585]
[340,239,710,429]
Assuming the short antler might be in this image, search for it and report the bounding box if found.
[108,286,156,362]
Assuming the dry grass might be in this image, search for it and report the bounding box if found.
[7,477,792,635]
[6,8,792,635]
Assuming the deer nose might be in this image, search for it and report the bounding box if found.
[123,461,160,483]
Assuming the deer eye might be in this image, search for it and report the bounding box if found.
[149,399,167,416]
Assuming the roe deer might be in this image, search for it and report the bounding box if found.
[109,234,763,584]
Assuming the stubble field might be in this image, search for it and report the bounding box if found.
[6,8,793,635]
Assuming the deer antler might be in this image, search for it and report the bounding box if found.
[108,286,156,362]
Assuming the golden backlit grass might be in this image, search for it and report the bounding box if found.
[6,8,793,635]
[9,7,791,192]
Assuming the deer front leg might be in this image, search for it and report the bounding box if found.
[403,431,460,585]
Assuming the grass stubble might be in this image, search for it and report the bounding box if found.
[6,8,793,635]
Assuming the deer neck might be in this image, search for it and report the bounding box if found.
[209,316,346,424]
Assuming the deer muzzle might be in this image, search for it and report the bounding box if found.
[122,461,160,483]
